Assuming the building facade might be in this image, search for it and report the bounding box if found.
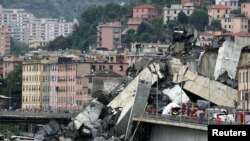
[208,4,231,22]
[22,61,43,110]
[133,4,158,20]
[238,65,250,111]
[163,3,194,23]
[22,57,89,111]
[97,22,122,50]
[234,32,250,47]
[215,0,239,10]
[241,2,250,19]
[221,16,248,33]
[0,5,75,43]
[195,32,214,47]
[0,27,11,56]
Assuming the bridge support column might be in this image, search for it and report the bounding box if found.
[28,124,35,133]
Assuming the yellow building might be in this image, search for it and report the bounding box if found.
[0,28,11,56]
[29,40,48,49]
[22,61,44,110]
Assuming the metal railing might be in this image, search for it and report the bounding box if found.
[0,111,77,119]
[134,113,235,125]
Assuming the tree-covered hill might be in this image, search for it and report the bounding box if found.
[0,0,128,20]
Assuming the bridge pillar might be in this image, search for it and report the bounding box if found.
[28,124,35,133]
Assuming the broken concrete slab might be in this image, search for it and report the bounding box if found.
[214,41,242,80]
[107,63,163,136]
[73,99,104,130]
[162,85,190,104]
[175,67,238,107]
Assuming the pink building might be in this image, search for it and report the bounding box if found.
[97,22,122,50]
[57,60,77,111]
[241,3,250,18]
[133,4,158,20]
[208,4,231,22]
[3,56,24,79]
[221,16,248,33]
[42,63,58,111]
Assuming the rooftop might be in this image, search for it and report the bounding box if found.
[208,4,231,9]
[134,4,157,9]
[234,31,250,37]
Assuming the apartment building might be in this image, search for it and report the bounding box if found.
[133,4,158,20]
[0,27,10,56]
[241,2,250,18]
[0,5,75,43]
[163,3,194,23]
[221,15,248,33]
[208,4,231,22]
[22,61,44,110]
[22,57,89,111]
[29,17,73,42]
[56,58,77,110]
[216,0,239,10]
[97,22,122,50]
[0,5,33,42]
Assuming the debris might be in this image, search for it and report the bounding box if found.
[214,41,242,80]
[162,85,190,104]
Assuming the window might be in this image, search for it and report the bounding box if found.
[91,65,96,72]
[247,72,248,82]
[217,9,220,13]
[109,65,113,70]
[89,77,92,83]
[217,15,220,18]
[224,25,227,28]
[99,65,102,70]
[243,72,245,82]
[119,65,123,71]
[174,10,176,14]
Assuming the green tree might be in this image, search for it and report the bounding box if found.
[47,35,70,50]
[190,8,209,31]
[1,63,22,109]
[230,8,241,15]
[10,38,29,55]
[210,20,222,30]
[177,11,189,24]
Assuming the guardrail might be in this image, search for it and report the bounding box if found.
[134,113,236,125]
[0,111,77,119]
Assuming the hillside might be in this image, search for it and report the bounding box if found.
[0,0,128,20]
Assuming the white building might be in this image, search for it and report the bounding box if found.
[0,5,34,42]
[195,32,214,48]
[215,0,239,10]
[163,3,194,24]
[0,5,76,43]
